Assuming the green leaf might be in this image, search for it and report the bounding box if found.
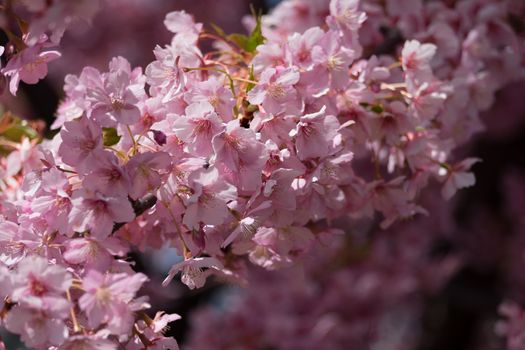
[227,33,250,51]
[246,66,256,92]
[1,124,38,142]
[102,127,121,147]
[371,105,384,114]
[226,7,265,53]
[245,8,265,53]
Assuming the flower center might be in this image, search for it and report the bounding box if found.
[110,96,125,110]
[95,287,112,304]
[29,276,48,296]
[268,83,286,99]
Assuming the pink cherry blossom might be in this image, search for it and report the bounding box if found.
[63,237,128,271]
[164,10,203,37]
[290,106,341,160]
[125,151,172,200]
[213,121,269,192]
[401,40,437,84]
[184,77,235,121]
[440,158,481,200]
[4,305,69,349]
[145,45,187,103]
[182,167,237,230]
[248,67,303,116]
[163,256,225,289]
[327,0,367,32]
[58,116,103,172]
[87,57,144,127]
[172,102,225,157]
[1,45,60,95]
[82,150,131,197]
[10,255,72,316]
[79,270,148,336]
[69,190,135,238]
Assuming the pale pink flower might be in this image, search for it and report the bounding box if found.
[58,116,103,173]
[290,106,341,160]
[401,40,437,84]
[252,112,297,145]
[0,219,29,266]
[440,158,481,200]
[182,167,237,230]
[150,312,182,333]
[311,30,355,91]
[172,102,224,157]
[63,237,128,271]
[251,42,289,74]
[1,45,60,95]
[248,67,303,116]
[4,305,68,349]
[407,82,448,125]
[259,169,301,226]
[212,120,269,192]
[30,167,72,235]
[164,10,202,37]
[10,255,72,317]
[369,178,428,228]
[4,138,42,177]
[221,200,273,248]
[327,0,367,32]
[79,270,148,335]
[184,77,235,121]
[145,45,187,103]
[88,57,144,127]
[287,27,325,70]
[69,190,135,238]
[125,151,172,200]
[83,151,131,197]
[248,226,314,270]
[162,257,224,289]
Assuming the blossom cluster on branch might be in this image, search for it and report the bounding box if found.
[0,0,100,95]
[0,0,523,348]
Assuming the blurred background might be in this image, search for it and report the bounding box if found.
[1,1,525,349]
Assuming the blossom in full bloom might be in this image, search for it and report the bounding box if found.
[10,255,72,316]
[401,40,437,84]
[182,167,237,230]
[248,67,303,116]
[79,270,148,336]
[58,116,103,172]
[69,190,135,238]
[163,257,224,289]
[1,45,60,95]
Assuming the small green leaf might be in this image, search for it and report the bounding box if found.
[371,105,384,114]
[246,66,256,92]
[245,8,265,53]
[227,33,250,51]
[102,127,121,147]
[1,124,38,142]
[226,7,266,53]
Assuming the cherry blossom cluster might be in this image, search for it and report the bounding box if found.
[0,0,100,95]
[0,0,523,348]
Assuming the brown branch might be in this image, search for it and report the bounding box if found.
[112,194,157,233]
